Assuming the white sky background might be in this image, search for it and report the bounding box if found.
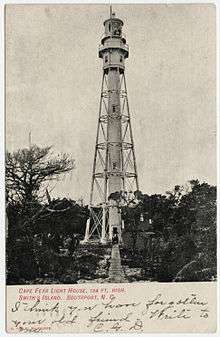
[5,4,216,203]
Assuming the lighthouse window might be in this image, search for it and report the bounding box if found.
[112,105,116,112]
[120,56,123,62]
[105,56,108,63]
[113,162,117,169]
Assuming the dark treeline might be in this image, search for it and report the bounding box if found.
[121,181,217,282]
[6,197,89,284]
[6,145,90,284]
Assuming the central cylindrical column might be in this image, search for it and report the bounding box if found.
[107,68,122,240]
[108,68,121,193]
[97,14,130,243]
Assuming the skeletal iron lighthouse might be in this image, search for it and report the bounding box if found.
[84,8,139,243]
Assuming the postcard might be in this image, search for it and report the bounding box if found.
[5,3,217,333]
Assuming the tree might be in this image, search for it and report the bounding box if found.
[34,198,89,235]
[159,181,217,281]
[6,145,74,205]
[120,181,216,282]
[6,145,75,284]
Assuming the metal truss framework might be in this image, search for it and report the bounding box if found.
[84,72,139,242]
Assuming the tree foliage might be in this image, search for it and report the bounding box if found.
[6,197,89,284]
[6,145,74,205]
[5,144,84,284]
[121,180,217,282]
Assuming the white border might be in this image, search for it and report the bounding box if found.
[0,1,219,336]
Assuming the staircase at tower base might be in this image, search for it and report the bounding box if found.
[108,244,126,283]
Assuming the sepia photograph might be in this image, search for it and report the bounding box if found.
[5,3,217,287]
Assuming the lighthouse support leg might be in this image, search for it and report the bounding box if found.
[101,206,107,244]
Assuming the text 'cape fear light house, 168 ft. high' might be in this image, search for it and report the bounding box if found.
[83,7,139,244]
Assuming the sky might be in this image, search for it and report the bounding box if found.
[6,4,216,203]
